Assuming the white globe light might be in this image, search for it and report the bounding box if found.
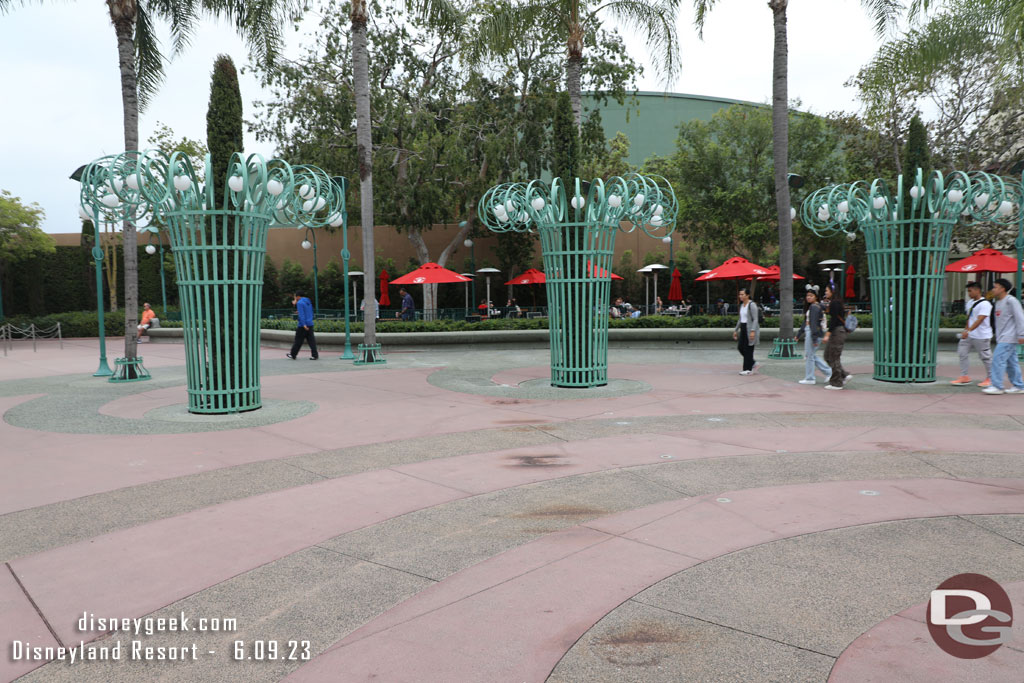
[608,195,622,208]
[947,189,963,203]
[633,193,646,206]
[493,205,507,218]
[299,184,314,199]
[314,197,326,211]
[101,193,120,208]
[975,192,990,208]
[328,213,344,228]
[301,240,312,250]
[173,175,192,192]
[145,244,157,255]
[872,196,886,210]
[125,174,140,190]
[819,205,830,219]
[790,207,797,220]
[838,200,849,213]
[78,206,92,221]
[267,179,284,196]
[571,196,584,209]
[302,199,315,212]
[662,236,671,244]
[109,178,124,193]
[531,197,545,211]
[846,231,857,242]
[228,176,245,192]
[650,215,663,226]
[999,200,1014,217]
[502,200,514,213]
[909,185,921,199]
[464,239,473,248]
[653,205,664,216]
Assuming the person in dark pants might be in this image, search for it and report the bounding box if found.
[400,288,415,321]
[732,288,760,375]
[823,296,851,389]
[287,290,318,360]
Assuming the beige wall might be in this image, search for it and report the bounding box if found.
[50,223,680,276]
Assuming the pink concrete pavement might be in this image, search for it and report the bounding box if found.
[287,478,1024,682]
[829,581,1024,682]
[0,567,59,682]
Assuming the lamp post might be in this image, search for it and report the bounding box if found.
[71,169,113,377]
[461,273,473,318]
[301,227,319,314]
[464,235,476,310]
[637,265,652,314]
[142,227,168,317]
[477,267,500,316]
[661,235,674,272]
[647,263,668,312]
[329,176,354,359]
[349,271,364,320]
[698,269,711,312]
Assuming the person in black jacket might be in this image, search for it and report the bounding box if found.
[823,296,852,389]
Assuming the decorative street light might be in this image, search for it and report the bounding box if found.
[461,273,474,318]
[301,226,319,313]
[349,271,364,321]
[78,149,343,410]
[802,168,1021,382]
[479,173,677,387]
[141,226,169,318]
[661,235,674,272]
[464,229,476,311]
[476,267,500,316]
[329,176,354,360]
[76,204,113,377]
[698,269,711,312]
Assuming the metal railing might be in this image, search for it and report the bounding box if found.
[1,322,63,355]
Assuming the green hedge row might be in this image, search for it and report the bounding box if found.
[12,311,969,337]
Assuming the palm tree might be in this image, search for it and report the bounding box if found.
[1,0,296,366]
[349,0,459,354]
[692,0,901,351]
[480,0,683,131]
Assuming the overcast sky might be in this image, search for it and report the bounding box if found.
[0,0,886,234]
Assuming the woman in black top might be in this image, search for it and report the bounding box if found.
[823,296,851,389]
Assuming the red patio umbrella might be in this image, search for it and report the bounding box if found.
[667,268,683,302]
[844,264,856,300]
[505,268,546,285]
[755,265,806,282]
[391,262,471,285]
[586,260,625,280]
[696,257,771,281]
[945,248,1019,274]
[379,269,391,306]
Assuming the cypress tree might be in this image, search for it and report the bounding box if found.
[901,115,930,197]
[551,91,579,188]
[206,55,244,206]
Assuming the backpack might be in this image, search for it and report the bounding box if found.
[844,312,858,333]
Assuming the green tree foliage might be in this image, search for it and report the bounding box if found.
[279,259,310,299]
[0,191,54,317]
[644,104,847,267]
[207,55,244,205]
[902,115,931,188]
[262,256,283,308]
[148,123,209,180]
[317,259,346,309]
[551,91,579,185]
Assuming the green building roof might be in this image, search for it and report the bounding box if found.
[585,91,769,166]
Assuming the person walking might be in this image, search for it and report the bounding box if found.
[732,288,759,375]
[823,295,851,390]
[287,290,318,360]
[400,288,416,322]
[982,278,1024,394]
[951,281,993,387]
[797,288,831,384]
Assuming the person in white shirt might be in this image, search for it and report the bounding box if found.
[951,281,992,387]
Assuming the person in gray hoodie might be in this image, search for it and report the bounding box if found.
[983,278,1024,394]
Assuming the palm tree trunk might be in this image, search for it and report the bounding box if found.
[111,5,139,361]
[770,0,795,347]
[566,21,584,132]
[352,0,376,346]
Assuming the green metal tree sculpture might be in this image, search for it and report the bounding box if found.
[801,168,1022,382]
[479,173,677,387]
[78,149,344,412]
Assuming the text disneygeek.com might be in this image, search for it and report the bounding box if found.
[10,611,311,664]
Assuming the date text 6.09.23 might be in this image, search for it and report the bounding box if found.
[233,640,311,661]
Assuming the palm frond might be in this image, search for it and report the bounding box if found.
[146,0,199,55]
[859,0,905,37]
[599,0,683,83]
[407,0,463,29]
[473,0,561,60]
[691,0,718,39]
[135,3,166,112]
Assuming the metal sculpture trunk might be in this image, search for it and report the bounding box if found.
[802,170,1021,383]
[480,175,677,387]
[80,150,344,413]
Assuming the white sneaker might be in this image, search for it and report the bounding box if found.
[739,370,752,376]
[798,379,815,385]
[843,374,853,384]
[751,363,761,374]
[1006,387,1024,394]
[824,384,844,390]
[982,386,1005,395]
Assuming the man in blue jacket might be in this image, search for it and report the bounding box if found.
[287,290,319,360]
